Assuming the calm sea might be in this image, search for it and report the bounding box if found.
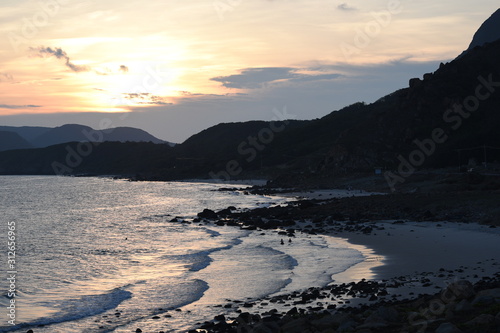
[0,176,364,332]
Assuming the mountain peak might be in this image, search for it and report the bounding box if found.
[467,8,500,51]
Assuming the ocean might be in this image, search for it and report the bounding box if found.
[0,176,365,332]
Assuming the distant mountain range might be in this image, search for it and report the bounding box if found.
[0,124,169,152]
[0,9,499,181]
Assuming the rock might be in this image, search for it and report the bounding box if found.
[373,306,400,322]
[475,288,500,302]
[442,280,475,301]
[213,320,230,330]
[216,208,233,216]
[311,313,352,329]
[236,312,251,323]
[214,314,225,321]
[135,329,142,333]
[200,321,214,329]
[471,295,496,306]
[359,306,399,330]
[338,319,358,332]
[286,307,298,316]
[465,314,495,326]
[197,209,218,219]
[435,322,463,333]
[252,321,280,333]
[409,78,422,88]
[454,299,472,313]
[280,317,310,333]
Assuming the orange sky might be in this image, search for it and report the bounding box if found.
[0,0,498,141]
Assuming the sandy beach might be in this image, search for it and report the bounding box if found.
[335,220,500,282]
[193,188,500,332]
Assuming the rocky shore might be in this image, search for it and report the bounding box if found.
[186,185,500,333]
[193,277,500,333]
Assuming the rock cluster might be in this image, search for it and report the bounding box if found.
[197,278,500,333]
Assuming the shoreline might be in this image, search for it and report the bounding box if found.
[192,187,500,332]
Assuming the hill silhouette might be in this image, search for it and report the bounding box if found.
[1,9,500,181]
[0,124,168,151]
[0,131,32,151]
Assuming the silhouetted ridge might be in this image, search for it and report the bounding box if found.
[0,131,33,151]
[467,8,500,51]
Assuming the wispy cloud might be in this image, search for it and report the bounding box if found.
[0,104,41,109]
[95,65,129,76]
[337,3,357,11]
[0,72,14,82]
[30,46,90,73]
[122,93,172,105]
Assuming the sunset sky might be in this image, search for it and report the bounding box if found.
[1,0,498,142]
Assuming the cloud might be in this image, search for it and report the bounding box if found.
[290,73,343,83]
[211,67,343,89]
[0,72,14,82]
[337,3,357,11]
[122,93,172,105]
[211,67,296,89]
[95,68,112,76]
[95,65,129,75]
[30,46,90,73]
[0,104,41,109]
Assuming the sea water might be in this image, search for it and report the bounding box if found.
[0,176,365,332]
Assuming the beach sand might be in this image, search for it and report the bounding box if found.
[192,188,500,332]
[336,220,500,280]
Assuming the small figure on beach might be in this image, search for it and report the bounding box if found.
[288,238,292,243]
[280,239,284,245]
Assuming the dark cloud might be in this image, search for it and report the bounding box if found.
[0,104,41,109]
[122,93,172,105]
[123,93,150,99]
[337,3,357,11]
[119,65,129,73]
[211,67,343,89]
[211,67,296,89]
[0,58,443,143]
[30,46,90,73]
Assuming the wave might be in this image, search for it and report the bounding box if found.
[81,279,209,333]
[160,234,244,272]
[253,245,299,271]
[203,228,221,237]
[0,287,132,332]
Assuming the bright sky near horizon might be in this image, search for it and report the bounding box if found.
[0,0,498,142]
